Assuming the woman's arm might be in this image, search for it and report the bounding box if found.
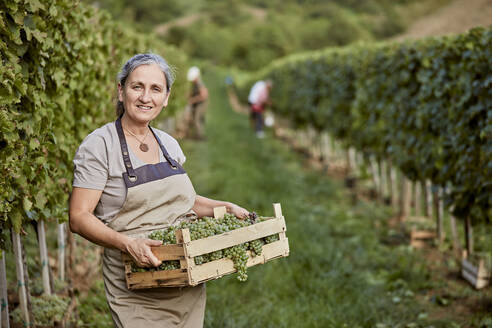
[193,195,249,219]
[69,187,162,267]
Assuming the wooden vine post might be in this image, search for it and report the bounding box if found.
[424,180,433,218]
[446,189,461,256]
[58,221,66,281]
[12,230,30,327]
[355,151,364,178]
[450,213,461,256]
[377,159,384,201]
[38,220,52,294]
[0,251,9,328]
[386,161,395,208]
[322,133,332,162]
[399,175,411,220]
[414,181,422,216]
[379,160,388,202]
[348,147,356,175]
[369,155,381,202]
[464,216,473,256]
[435,187,445,244]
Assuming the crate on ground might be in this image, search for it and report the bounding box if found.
[123,203,289,290]
[406,216,436,248]
[410,227,436,248]
[461,251,491,290]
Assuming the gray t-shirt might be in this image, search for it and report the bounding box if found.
[72,122,186,223]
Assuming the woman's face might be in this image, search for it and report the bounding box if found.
[118,63,170,125]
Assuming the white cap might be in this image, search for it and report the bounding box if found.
[187,66,200,81]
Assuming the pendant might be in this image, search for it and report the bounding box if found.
[139,143,149,152]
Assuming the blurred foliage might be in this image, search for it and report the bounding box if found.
[83,0,449,70]
[11,294,71,326]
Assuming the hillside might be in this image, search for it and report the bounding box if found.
[392,0,492,41]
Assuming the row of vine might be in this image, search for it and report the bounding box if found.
[236,27,492,224]
[0,0,189,250]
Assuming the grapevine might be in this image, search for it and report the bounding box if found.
[132,212,280,282]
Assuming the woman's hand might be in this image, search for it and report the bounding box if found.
[228,203,250,219]
[125,238,163,267]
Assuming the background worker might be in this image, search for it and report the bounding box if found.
[247,79,272,138]
[186,66,209,140]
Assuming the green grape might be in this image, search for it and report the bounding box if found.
[264,234,279,244]
[137,212,273,282]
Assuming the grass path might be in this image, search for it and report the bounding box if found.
[179,70,465,328]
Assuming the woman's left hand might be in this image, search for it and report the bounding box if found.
[228,203,249,219]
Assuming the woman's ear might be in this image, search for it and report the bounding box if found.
[163,90,171,107]
[117,83,124,102]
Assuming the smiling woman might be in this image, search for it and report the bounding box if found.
[68,53,249,328]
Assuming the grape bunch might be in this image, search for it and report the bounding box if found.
[131,212,280,282]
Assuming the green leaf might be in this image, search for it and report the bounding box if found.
[26,0,45,13]
[29,138,40,150]
[34,191,47,209]
[23,197,33,212]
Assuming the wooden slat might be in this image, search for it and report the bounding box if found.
[462,259,479,277]
[189,238,289,285]
[178,229,194,285]
[407,216,430,223]
[174,230,189,271]
[151,244,185,261]
[411,230,436,240]
[122,244,185,264]
[462,259,491,279]
[475,279,490,289]
[410,240,426,248]
[186,217,286,257]
[477,260,491,279]
[126,269,189,289]
[461,267,489,289]
[273,203,282,218]
[462,268,479,288]
[213,206,227,219]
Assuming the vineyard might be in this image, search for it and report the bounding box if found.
[236,26,492,254]
[1,0,492,327]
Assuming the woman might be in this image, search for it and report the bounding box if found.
[69,53,249,327]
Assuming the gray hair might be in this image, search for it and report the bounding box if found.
[116,53,175,116]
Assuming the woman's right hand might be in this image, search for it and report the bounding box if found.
[125,238,163,267]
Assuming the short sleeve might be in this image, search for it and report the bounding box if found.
[72,134,108,190]
[173,139,187,165]
[155,129,187,166]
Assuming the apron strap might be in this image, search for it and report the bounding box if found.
[115,117,137,180]
[149,127,179,169]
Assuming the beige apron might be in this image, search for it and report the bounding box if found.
[102,118,206,328]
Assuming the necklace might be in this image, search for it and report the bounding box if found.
[124,127,151,152]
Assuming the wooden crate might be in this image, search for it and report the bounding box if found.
[410,227,436,248]
[123,203,289,290]
[461,251,491,290]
